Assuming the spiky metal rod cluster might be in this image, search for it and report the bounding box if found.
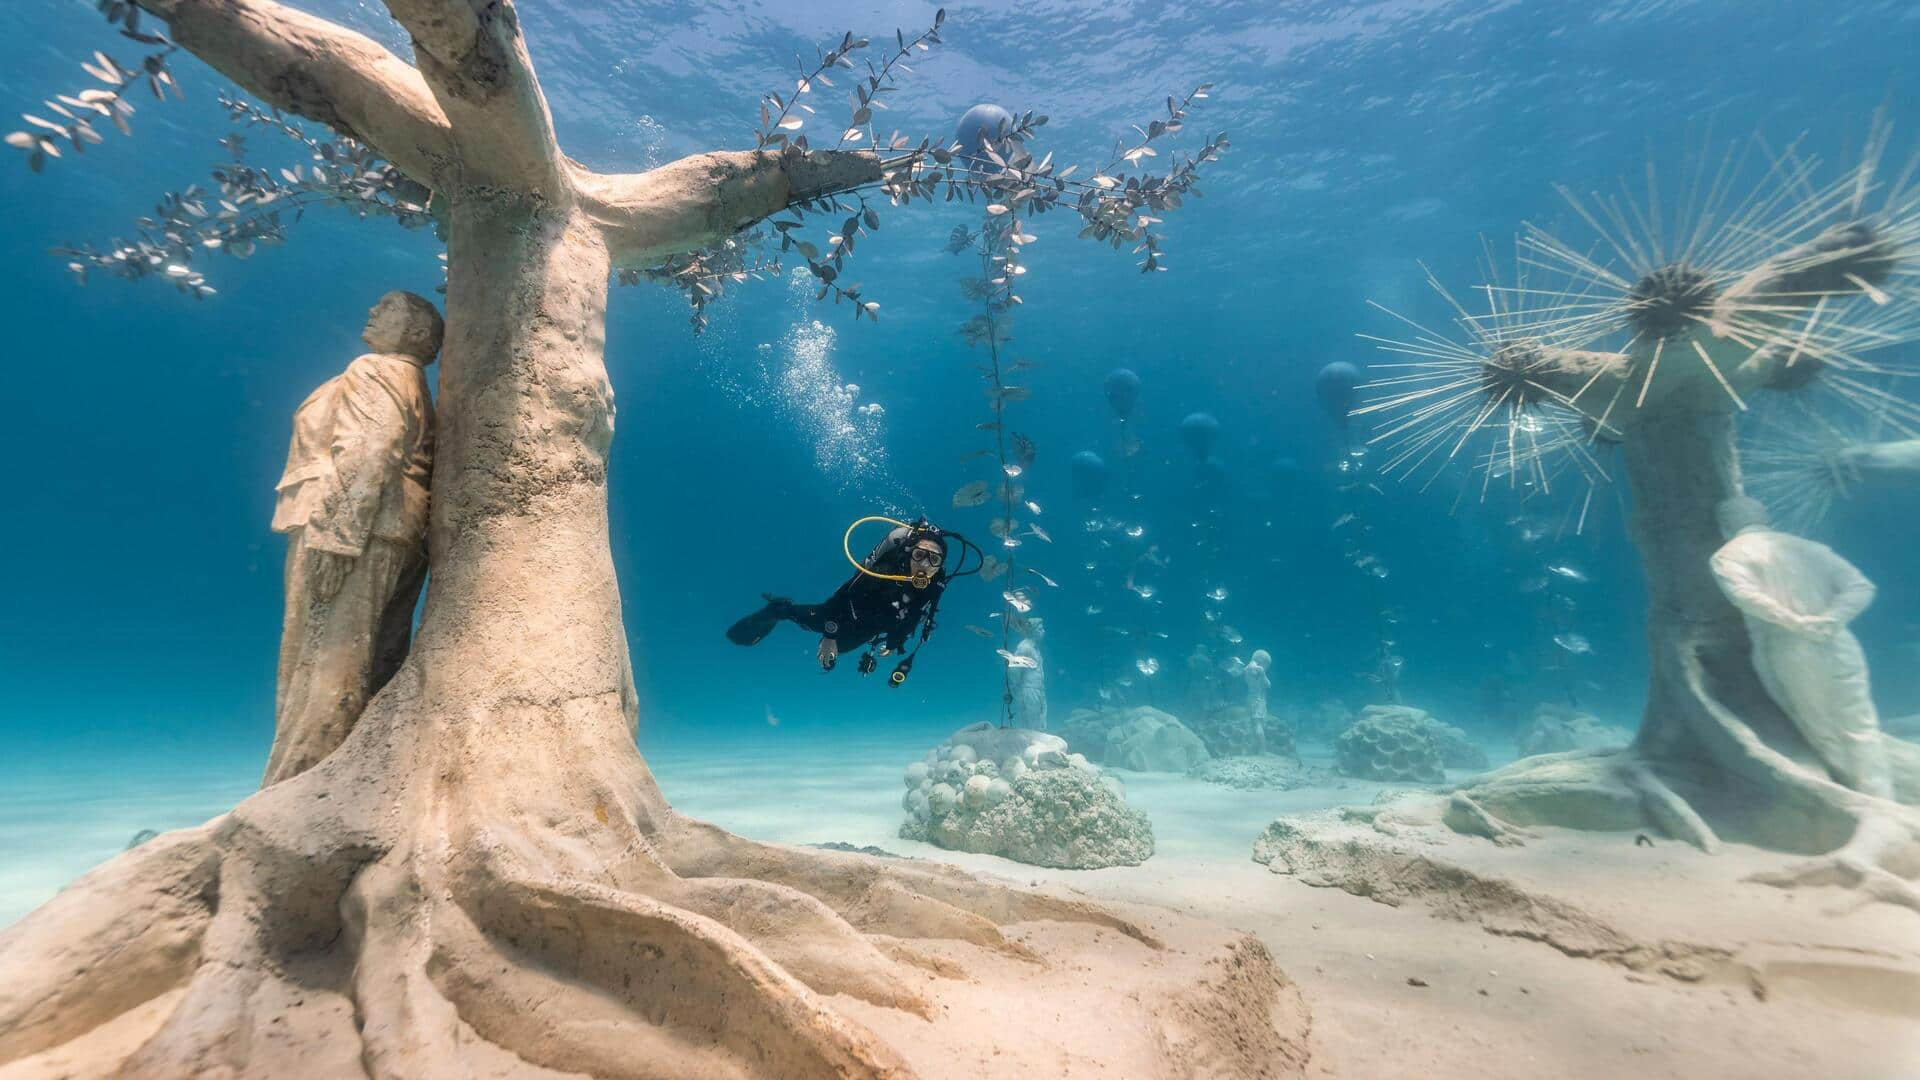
[1352,255,1617,495]
[1358,125,1920,498]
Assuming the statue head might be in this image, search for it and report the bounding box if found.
[1715,495,1770,538]
[1250,649,1271,669]
[1024,617,1046,642]
[362,290,445,363]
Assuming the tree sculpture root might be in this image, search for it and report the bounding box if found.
[1436,638,1920,914]
[1744,814,1920,915]
[0,673,1281,1079]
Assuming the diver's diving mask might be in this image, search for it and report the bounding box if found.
[908,543,943,588]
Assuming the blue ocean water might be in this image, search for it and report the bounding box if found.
[1,0,1917,869]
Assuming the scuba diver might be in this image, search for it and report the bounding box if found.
[726,516,978,685]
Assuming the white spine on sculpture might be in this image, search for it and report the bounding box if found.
[265,291,441,786]
[1011,618,1048,731]
[1710,496,1892,798]
[1244,648,1272,754]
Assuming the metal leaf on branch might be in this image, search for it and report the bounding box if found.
[952,480,990,507]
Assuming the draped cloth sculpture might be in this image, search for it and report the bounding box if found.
[265,291,441,786]
[1710,496,1892,798]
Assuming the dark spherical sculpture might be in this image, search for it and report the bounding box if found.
[1105,368,1141,418]
[955,103,1015,171]
[1180,411,1220,458]
[1316,362,1361,424]
[1070,450,1108,501]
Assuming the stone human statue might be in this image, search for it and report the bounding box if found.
[1186,643,1217,716]
[1010,618,1049,731]
[1710,496,1892,798]
[264,291,441,786]
[1244,648,1273,754]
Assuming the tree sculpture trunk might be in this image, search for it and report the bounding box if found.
[1447,232,1920,909]
[0,3,1300,1076]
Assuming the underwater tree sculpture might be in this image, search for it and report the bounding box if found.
[0,3,1262,1075]
[1359,135,1920,910]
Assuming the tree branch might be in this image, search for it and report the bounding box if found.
[579,149,884,268]
[133,0,452,187]
[381,0,562,194]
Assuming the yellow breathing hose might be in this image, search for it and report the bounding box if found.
[843,516,918,583]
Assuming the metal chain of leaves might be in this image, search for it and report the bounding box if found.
[54,91,434,299]
[950,199,1055,720]
[753,10,946,153]
[614,231,783,328]
[5,2,180,172]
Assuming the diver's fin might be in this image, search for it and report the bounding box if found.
[726,596,790,646]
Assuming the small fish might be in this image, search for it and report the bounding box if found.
[764,704,781,727]
[1206,587,1229,601]
[964,624,994,639]
[998,649,1038,669]
[1027,568,1059,587]
[1222,626,1243,644]
[1125,525,1145,539]
[1332,513,1355,530]
[1085,604,1103,616]
[1130,582,1157,599]
[1025,499,1043,515]
[1547,564,1588,583]
[1026,523,1053,543]
[1554,632,1594,655]
[1369,565,1389,579]
[1003,589,1033,613]
[1136,656,1161,677]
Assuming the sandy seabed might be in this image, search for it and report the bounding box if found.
[3,729,1915,1078]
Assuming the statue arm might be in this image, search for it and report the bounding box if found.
[306,361,410,557]
[1710,546,1815,632]
[133,0,453,187]
[578,150,885,269]
[1823,554,1877,625]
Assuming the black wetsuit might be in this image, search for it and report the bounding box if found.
[727,529,947,661]
[783,572,945,654]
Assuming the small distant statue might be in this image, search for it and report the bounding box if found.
[1710,496,1891,798]
[1186,643,1217,716]
[1010,618,1048,731]
[1244,648,1273,754]
[265,291,442,786]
